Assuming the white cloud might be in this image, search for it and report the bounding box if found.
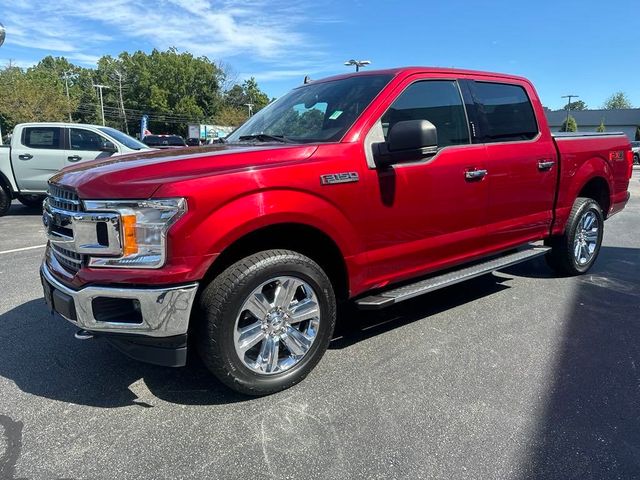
[0,0,331,72]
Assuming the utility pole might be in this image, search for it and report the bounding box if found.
[344,59,371,72]
[244,103,254,117]
[113,70,129,134]
[62,71,73,122]
[561,94,579,131]
[93,84,110,126]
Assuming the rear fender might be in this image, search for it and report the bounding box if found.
[552,155,612,235]
[0,149,18,195]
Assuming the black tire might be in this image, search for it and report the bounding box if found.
[18,194,45,209]
[0,184,11,217]
[634,153,639,166]
[197,249,336,396]
[545,197,604,276]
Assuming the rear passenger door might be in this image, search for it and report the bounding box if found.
[467,80,558,249]
[64,127,118,167]
[12,126,65,191]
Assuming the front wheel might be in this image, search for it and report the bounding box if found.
[197,250,336,396]
[545,197,604,276]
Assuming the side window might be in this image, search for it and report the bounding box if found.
[22,127,62,149]
[473,82,538,142]
[381,80,470,147]
[69,128,108,151]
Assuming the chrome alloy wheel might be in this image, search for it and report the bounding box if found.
[573,210,600,265]
[234,276,321,375]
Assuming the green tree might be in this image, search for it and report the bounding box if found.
[603,91,632,110]
[0,64,77,132]
[564,100,587,111]
[596,119,606,132]
[560,115,578,132]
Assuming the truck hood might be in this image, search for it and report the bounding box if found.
[50,143,319,199]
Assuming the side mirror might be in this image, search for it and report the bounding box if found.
[373,119,438,168]
[100,141,118,153]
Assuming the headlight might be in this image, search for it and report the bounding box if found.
[83,198,187,268]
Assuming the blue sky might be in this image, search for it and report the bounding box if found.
[0,0,638,110]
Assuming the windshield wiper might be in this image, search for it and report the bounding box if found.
[238,134,293,143]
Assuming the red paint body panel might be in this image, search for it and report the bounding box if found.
[48,67,631,298]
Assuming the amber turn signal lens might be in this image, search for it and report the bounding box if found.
[122,214,138,255]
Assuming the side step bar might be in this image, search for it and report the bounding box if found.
[355,246,550,310]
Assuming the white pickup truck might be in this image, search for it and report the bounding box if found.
[0,122,151,216]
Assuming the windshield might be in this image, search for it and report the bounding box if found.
[98,127,149,150]
[226,74,393,144]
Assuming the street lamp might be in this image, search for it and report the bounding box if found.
[561,94,579,131]
[344,59,371,72]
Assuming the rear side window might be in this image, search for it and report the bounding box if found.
[22,127,62,149]
[473,82,538,142]
[381,80,470,147]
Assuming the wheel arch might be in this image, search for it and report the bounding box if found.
[201,222,351,302]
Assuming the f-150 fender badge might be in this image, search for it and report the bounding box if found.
[320,172,359,185]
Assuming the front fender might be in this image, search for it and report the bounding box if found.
[181,188,361,263]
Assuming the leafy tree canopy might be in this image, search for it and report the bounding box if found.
[603,91,633,110]
[0,48,271,136]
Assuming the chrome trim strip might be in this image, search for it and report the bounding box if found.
[41,261,199,337]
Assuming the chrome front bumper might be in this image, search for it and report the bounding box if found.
[40,262,199,337]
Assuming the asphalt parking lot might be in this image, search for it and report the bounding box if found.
[1,170,639,480]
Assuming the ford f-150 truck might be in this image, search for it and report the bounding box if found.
[0,122,151,215]
[39,68,633,395]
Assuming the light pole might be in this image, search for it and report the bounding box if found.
[93,84,110,126]
[62,71,74,122]
[244,103,254,116]
[561,94,579,131]
[344,59,371,72]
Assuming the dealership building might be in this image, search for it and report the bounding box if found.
[545,108,640,140]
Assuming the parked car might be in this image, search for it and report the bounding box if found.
[186,137,202,147]
[142,134,187,149]
[0,123,151,215]
[40,67,632,395]
[631,140,640,165]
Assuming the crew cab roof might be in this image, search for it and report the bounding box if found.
[309,66,532,86]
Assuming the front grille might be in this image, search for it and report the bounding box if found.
[48,184,81,212]
[51,244,83,274]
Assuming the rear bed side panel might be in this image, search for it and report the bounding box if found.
[552,134,630,235]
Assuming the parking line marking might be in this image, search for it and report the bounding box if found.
[0,244,47,255]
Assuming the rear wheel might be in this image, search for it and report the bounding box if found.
[545,197,604,276]
[197,249,336,396]
[634,153,639,165]
[0,184,11,217]
[18,194,45,209]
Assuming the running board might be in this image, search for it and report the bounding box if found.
[355,246,550,310]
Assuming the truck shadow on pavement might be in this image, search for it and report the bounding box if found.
[513,245,640,479]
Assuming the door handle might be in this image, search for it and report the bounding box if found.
[465,169,488,180]
[18,153,33,160]
[538,160,555,170]
[67,155,82,162]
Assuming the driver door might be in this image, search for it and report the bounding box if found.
[361,78,490,287]
[64,127,118,167]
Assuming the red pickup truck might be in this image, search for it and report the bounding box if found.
[40,67,633,395]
